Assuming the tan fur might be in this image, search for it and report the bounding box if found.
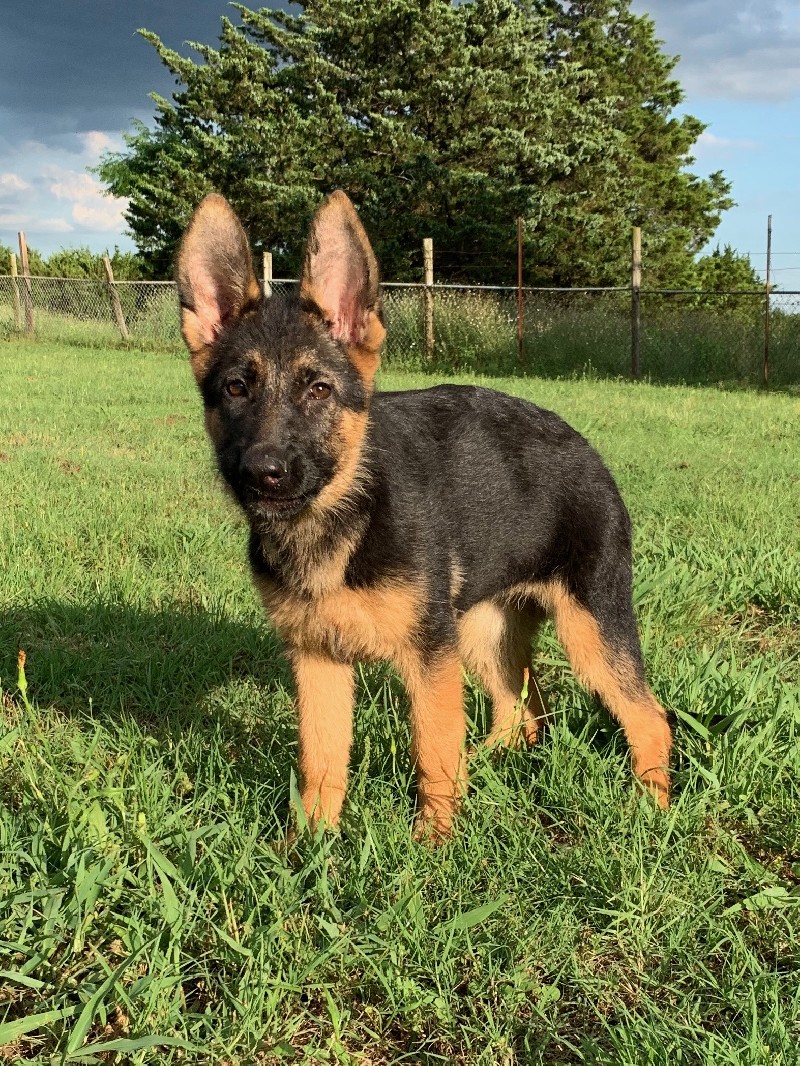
[268,576,467,834]
[263,525,365,603]
[345,313,385,389]
[402,650,466,837]
[184,335,214,384]
[287,619,466,835]
[290,650,355,827]
[502,579,672,805]
[257,576,423,665]
[310,409,371,517]
[449,562,465,602]
[458,600,548,747]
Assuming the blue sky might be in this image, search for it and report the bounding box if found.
[1,1,799,287]
[630,0,800,288]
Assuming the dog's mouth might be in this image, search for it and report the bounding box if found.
[249,490,312,519]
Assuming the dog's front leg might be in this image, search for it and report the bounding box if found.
[289,650,354,830]
[402,650,467,840]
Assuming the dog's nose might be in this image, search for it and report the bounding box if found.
[241,446,291,490]
[257,455,288,488]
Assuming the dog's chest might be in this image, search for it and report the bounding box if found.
[255,575,422,663]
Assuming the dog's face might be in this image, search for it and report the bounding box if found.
[176,192,385,524]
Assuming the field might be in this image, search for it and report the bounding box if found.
[1,340,799,1064]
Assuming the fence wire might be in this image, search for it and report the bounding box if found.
[1,275,798,387]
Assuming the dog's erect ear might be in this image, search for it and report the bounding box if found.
[176,194,261,377]
[300,191,385,372]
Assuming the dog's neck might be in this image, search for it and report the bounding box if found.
[250,486,370,600]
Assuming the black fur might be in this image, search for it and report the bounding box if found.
[205,297,645,676]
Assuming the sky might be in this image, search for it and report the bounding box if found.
[1,0,799,287]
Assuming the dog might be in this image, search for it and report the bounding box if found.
[175,190,672,838]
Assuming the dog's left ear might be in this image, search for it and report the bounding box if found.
[176,194,261,380]
[300,191,385,377]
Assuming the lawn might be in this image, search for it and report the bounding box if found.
[1,340,799,1064]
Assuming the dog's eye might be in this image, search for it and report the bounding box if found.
[309,381,332,400]
[225,379,247,398]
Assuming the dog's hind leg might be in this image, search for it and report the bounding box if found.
[458,601,549,748]
[536,580,672,807]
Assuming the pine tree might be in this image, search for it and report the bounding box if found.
[694,244,763,292]
[98,0,732,285]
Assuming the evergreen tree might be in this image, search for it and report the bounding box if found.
[694,244,763,292]
[98,0,732,285]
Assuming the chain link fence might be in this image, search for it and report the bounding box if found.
[0,275,179,350]
[2,274,798,387]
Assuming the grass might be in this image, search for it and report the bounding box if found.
[1,340,799,1064]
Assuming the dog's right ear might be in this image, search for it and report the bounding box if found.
[175,194,261,381]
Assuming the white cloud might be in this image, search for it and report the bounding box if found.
[0,212,74,233]
[695,131,758,153]
[0,172,30,192]
[632,0,800,102]
[42,164,128,231]
[19,139,48,154]
[0,211,30,226]
[72,198,128,231]
[38,217,76,233]
[0,131,133,253]
[80,130,120,159]
[48,169,99,202]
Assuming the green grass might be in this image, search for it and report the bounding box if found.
[1,341,799,1064]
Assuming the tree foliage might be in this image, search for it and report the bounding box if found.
[693,244,763,292]
[99,0,733,285]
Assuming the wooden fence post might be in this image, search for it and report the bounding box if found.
[102,254,130,342]
[263,252,273,298]
[9,252,23,332]
[423,237,434,361]
[630,226,642,380]
[18,232,34,336]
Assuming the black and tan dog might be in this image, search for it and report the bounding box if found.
[176,191,672,837]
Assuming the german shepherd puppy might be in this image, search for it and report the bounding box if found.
[176,191,672,837]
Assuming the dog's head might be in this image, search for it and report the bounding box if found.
[176,191,385,523]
